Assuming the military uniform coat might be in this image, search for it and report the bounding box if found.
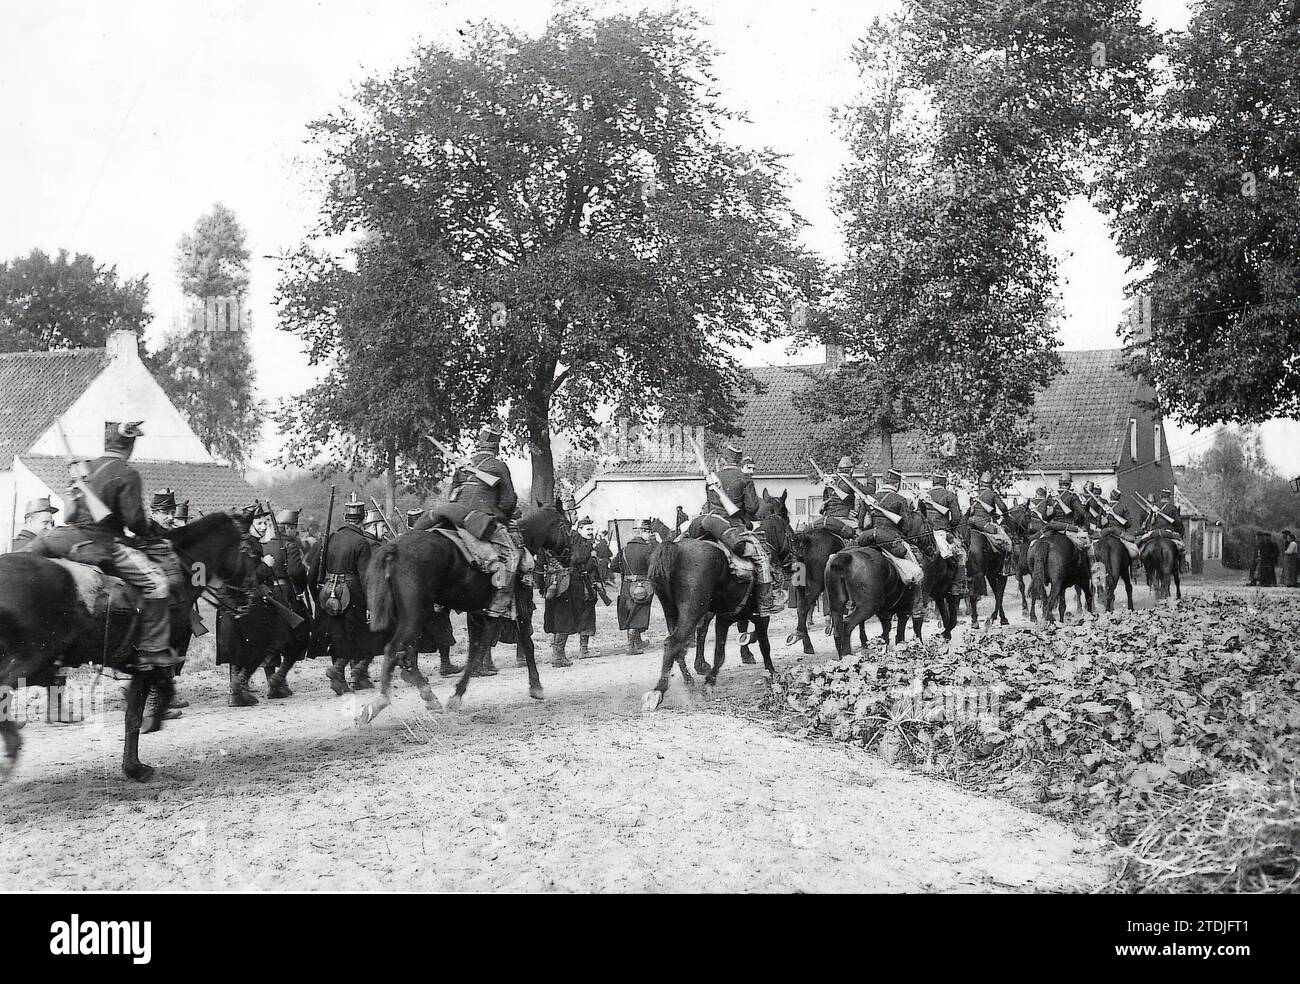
[968,488,1009,533]
[11,529,36,552]
[317,523,381,662]
[544,532,598,636]
[448,451,517,522]
[920,487,961,532]
[611,536,653,631]
[704,464,760,527]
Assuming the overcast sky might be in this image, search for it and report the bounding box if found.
[2,0,1295,476]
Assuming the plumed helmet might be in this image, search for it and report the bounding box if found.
[476,425,502,453]
[836,456,852,472]
[720,442,744,467]
[979,471,993,486]
[23,496,58,518]
[151,488,176,511]
[104,420,144,453]
[343,493,365,523]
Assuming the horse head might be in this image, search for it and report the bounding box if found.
[519,504,572,564]
[757,487,790,526]
[165,511,249,596]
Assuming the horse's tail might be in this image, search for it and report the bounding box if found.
[968,537,987,598]
[825,552,854,639]
[648,541,678,623]
[366,542,399,634]
[1030,540,1050,599]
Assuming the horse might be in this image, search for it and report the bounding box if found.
[0,513,249,782]
[965,523,1011,629]
[643,502,792,712]
[822,512,960,655]
[1094,532,1136,611]
[693,490,792,670]
[788,513,866,656]
[1001,503,1042,621]
[359,504,573,722]
[1140,533,1181,601]
[1028,530,1095,623]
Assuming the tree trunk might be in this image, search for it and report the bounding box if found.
[384,446,397,516]
[529,424,556,507]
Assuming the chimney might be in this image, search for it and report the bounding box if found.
[106,328,141,362]
[825,343,844,368]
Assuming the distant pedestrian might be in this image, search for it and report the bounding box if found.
[1283,530,1299,588]
[1255,530,1279,587]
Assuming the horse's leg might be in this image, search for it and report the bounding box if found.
[796,582,821,655]
[515,598,543,701]
[357,636,401,723]
[1173,557,1182,601]
[753,616,774,675]
[694,614,712,676]
[738,617,756,663]
[880,614,895,652]
[1104,570,1118,613]
[969,590,980,629]
[644,593,708,712]
[704,617,730,690]
[397,644,442,714]
[121,675,153,782]
[447,615,490,713]
[1122,565,1134,610]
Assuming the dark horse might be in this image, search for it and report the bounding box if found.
[693,490,792,671]
[823,513,960,655]
[643,505,792,712]
[0,513,248,782]
[788,514,867,655]
[1094,532,1137,611]
[360,505,573,722]
[1028,531,1095,623]
[1002,503,1041,621]
[1140,533,1182,601]
[965,524,1011,629]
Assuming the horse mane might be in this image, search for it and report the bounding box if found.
[166,511,236,550]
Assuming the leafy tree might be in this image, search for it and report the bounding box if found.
[1183,426,1300,530]
[288,6,808,502]
[0,248,150,352]
[148,204,264,471]
[797,3,1155,480]
[1100,0,1300,426]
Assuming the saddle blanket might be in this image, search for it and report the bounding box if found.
[52,559,139,618]
[880,542,924,586]
[428,526,525,587]
[701,539,756,581]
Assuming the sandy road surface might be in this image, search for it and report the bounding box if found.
[1,598,1114,892]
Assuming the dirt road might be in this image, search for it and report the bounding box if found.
[2,601,1107,892]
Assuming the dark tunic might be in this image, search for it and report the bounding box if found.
[544,533,598,636]
[11,529,35,552]
[704,463,760,527]
[968,488,1009,534]
[317,523,380,662]
[920,487,961,532]
[594,537,613,582]
[448,451,517,521]
[611,537,653,631]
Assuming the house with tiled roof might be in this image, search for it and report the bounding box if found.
[1,329,257,548]
[578,346,1176,531]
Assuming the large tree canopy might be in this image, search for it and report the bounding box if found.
[1100,0,1300,426]
[797,2,1155,479]
[0,248,150,352]
[147,203,263,471]
[281,6,810,501]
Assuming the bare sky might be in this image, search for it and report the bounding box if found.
[2,0,1295,474]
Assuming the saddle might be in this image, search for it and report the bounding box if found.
[429,526,518,587]
[807,516,853,546]
[700,539,756,581]
[876,542,924,585]
[50,559,143,663]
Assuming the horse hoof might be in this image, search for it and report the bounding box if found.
[641,690,664,713]
[740,650,756,665]
[356,697,389,725]
[703,681,716,698]
[681,673,696,688]
[737,632,751,646]
[446,694,463,713]
[823,624,834,636]
[123,762,155,782]
[529,685,544,701]
[693,659,709,676]
[803,642,816,655]
[785,632,799,646]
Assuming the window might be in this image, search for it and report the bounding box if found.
[1153,422,1162,460]
[795,498,807,516]
[1129,418,1138,461]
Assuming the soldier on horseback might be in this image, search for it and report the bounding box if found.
[967,472,1013,550]
[920,471,968,595]
[149,489,178,529]
[66,422,177,669]
[1140,487,1185,557]
[1097,488,1141,563]
[692,441,783,616]
[320,493,379,695]
[852,468,910,559]
[817,456,859,539]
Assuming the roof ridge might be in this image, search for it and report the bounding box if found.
[0,346,107,361]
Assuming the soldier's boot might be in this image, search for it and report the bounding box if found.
[627,630,644,655]
[326,659,352,696]
[551,633,573,668]
[168,688,190,709]
[579,635,598,659]
[470,646,499,677]
[143,672,180,733]
[349,660,375,690]
[438,647,464,677]
[267,665,293,699]
[134,596,178,668]
[228,665,258,707]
